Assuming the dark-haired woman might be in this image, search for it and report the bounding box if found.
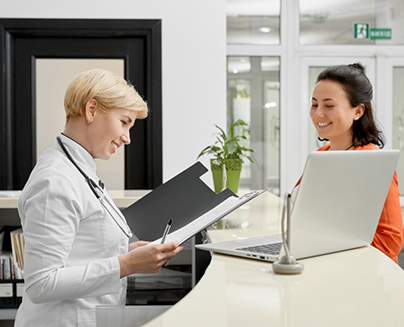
[309,63,403,263]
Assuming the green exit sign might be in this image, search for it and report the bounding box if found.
[354,23,370,39]
[353,23,392,40]
[370,28,392,39]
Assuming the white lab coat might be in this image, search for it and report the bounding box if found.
[15,134,129,327]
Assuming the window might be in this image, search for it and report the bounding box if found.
[227,56,280,194]
[227,0,281,45]
[227,1,404,198]
[299,0,404,45]
[393,67,404,193]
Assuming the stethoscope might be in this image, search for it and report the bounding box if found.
[57,136,133,238]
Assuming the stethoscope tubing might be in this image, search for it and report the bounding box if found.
[56,136,133,238]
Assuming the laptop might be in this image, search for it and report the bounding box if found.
[196,150,400,262]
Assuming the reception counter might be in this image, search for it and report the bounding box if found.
[2,190,404,326]
[141,191,404,327]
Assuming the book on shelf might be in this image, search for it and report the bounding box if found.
[0,227,24,280]
[0,251,13,279]
[10,228,24,279]
[0,225,25,308]
[0,225,4,252]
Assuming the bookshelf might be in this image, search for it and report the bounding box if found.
[0,190,150,319]
[0,190,195,321]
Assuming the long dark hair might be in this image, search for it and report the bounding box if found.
[316,63,384,148]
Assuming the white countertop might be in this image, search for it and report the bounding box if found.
[141,192,404,327]
[142,246,404,327]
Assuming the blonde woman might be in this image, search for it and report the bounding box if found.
[15,69,183,327]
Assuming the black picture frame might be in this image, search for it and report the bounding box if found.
[0,18,162,190]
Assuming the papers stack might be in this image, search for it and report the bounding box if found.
[10,228,24,279]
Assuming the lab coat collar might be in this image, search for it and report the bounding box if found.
[56,133,98,178]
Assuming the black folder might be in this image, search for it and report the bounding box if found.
[122,162,263,243]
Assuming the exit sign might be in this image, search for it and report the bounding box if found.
[370,28,392,39]
[353,23,392,40]
[354,23,370,39]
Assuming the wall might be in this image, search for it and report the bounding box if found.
[36,59,126,189]
[1,0,227,188]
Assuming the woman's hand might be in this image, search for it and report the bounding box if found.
[118,241,183,278]
[128,241,149,251]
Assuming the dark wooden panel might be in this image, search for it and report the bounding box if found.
[0,19,162,190]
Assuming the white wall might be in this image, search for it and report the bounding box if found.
[36,59,126,189]
[1,0,227,187]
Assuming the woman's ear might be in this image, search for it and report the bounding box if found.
[353,104,365,121]
[85,99,98,123]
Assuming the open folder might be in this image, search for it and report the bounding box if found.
[151,189,264,244]
[122,162,265,244]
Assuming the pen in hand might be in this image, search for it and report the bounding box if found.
[161,218,173,244]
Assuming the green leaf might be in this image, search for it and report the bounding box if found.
[233,119,247,127]
[247,156,260,169]
[214,125,227,141]
[196,119,258,169]
[227,143,236,154]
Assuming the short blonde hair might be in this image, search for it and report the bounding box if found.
[64,68,148,122]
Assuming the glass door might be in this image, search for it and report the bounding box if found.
[383,58,404,196]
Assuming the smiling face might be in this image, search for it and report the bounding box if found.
[310,80,364,150]
[87,105,137,160]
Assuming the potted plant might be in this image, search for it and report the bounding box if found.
[197,119,258,194]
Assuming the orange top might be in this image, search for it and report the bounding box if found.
[317,143,403,263]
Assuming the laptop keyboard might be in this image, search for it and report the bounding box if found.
[236,242,282,255]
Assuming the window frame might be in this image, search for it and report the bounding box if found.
[227,0,404,197]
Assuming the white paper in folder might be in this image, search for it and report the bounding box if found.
[150,190,265,245]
